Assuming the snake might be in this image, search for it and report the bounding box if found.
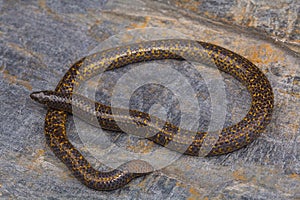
[30,39,274,190]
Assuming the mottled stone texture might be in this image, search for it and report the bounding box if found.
[0,0,299,199]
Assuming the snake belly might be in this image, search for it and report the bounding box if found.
[35,39,274,190]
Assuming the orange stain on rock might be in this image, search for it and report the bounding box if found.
[187,187,203,200]
[176,181,186,188]
[21,149,45,173]
[244,44,285,65]
[231,7,247,23]
[35,149,45,158]
[128,16,150,29]
[175,0,201,13]
[289,173,300,181]
[232,169,248,181]
[2,69,33,90]
[126,139,155,154]
[38,0,62,21]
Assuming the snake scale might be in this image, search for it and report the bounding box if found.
[30,39,274,190]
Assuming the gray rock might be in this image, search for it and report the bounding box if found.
[0,0,299,199]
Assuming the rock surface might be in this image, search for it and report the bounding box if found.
[0,1,299,199]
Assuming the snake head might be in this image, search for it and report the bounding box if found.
[30,90,56,105]
[118,160,154,175]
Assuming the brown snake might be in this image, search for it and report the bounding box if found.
[30,39,274,190]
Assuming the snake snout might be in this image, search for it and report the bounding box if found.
[119,160,154,175]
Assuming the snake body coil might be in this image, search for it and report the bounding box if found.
[30,39,274,190]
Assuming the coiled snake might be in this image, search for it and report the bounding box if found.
[30,39,274,190]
